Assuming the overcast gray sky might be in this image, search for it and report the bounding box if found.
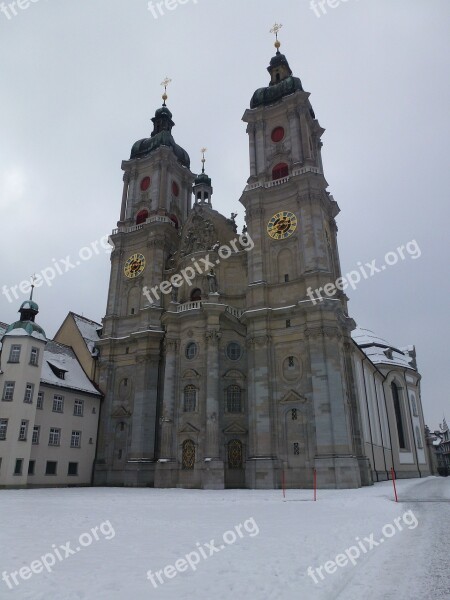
[1,0,448,429]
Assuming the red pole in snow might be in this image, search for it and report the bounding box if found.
[282,469,286,499]
[313,468,317,501]
[391,467,398,503]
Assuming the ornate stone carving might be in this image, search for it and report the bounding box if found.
[205,329,222,345]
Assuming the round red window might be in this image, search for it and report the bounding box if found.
[271,127,285,143]
[172,181,180,197]
[140,176,151,192]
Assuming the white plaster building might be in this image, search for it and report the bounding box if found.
[0,302,101,488]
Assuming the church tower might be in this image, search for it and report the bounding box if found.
[95,82,196,486]
[240,26,371,488]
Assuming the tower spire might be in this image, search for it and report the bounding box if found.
[270,22,283,54]
[161,76,172,106]
[201,147,207,173]
[30,274,36,301]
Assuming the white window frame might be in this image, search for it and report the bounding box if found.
[2,382,15,402]
[0,419,8,440]
[74,399,84,417]
[52,395,64,413]
[49,428,61,446]
[30,347,39,366]
[24,383,34,404]
[32,426,40,445]
[9,345,21,363]
[71,431,81,448]
[19,420,28,441]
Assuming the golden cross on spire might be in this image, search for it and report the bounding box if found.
[161,77,172,105]
[270,22,283,51]
[201,147,207,173]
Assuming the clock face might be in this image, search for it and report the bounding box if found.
[124,253,146,278]
[267,211,298,240]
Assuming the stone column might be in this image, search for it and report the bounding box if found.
[160,339,178,459]
[155,339,179,488]
[255,120,266,177]
[205,329,221,459]
[245,334,276,488]
[119,172,130,222]
[202,328,224,489]
[247,123,257,178]
[288,109,302,165]
[300,112,312,161]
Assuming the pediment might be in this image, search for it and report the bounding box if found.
[182,369,201,379]
[111,405,132,418]
[223,421,248,434]
[178,422,200,434]
[223,369,246,380]
[279,390,308,404]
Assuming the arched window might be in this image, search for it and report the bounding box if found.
[182,440,195,469]
[227,385,242,413]
[228,439,243,469]
[272,163,289,180]
[191,288,202,302]
[136,209,148,225]
[391,382,406,450]
[184,385,197,412]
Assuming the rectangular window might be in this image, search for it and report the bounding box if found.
[68,462,78,476]
[288,356,295,368]
[74,399,84,417]
[45,461,57,475]
[32,426,40,445]
[284,274,289,282]
[49,428,61,446]
[71,431,81,448]
[286,320,291,328]
[24,383,34,404]
[52,395,64,413]
[30,347,39,366]
[2,382,15,402]
[37,392,44,409]
[19,420,28,441]
[9,345,21,363]
[14,459,23,475]
[28,460,35,475]
[0,419,8,440]
[293,443,300,456]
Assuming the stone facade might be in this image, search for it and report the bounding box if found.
[94,46,429,489]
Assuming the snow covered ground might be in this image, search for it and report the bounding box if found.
[0,477,449,600]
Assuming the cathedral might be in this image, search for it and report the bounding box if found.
[0,35,430,490]
[91,34,430,490]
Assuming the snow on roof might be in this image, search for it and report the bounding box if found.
[4,324,47,342]
[352,327,415,370]
[72,313,102,354]
[41,340,101,396]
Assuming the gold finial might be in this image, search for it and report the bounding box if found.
[161,77,172,106]
[270,23,283,51]
[30,274,36,301]
[201,147,207,173]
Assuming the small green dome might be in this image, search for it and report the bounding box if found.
[4,320,46,341]
[20,299,39,312]
[194,172,212,186]
[250,75,303,109]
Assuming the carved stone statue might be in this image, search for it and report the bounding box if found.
[207,269,218,293]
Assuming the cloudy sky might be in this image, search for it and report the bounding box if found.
[0,0,448,429]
